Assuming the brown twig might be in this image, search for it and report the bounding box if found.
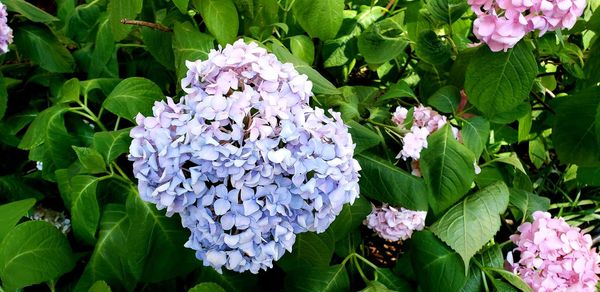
[120,19,172,32]
[385,0,396,10]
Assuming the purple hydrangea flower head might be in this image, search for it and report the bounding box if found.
[364,203,427,241]
[0,2,12,54]
[507,211,600,291]
[129,39,360,273]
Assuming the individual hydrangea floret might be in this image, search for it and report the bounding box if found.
[364,203,427,241]
[506,211,600,292]
[129,40,360,274]
[0,2,12,54]
[469,0,586,51]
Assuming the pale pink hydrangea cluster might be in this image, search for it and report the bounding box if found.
[507,211,600,291]
[0,2,13,54]
[469,0,586,51]
[364,204,427,241]
[392,105,458,176]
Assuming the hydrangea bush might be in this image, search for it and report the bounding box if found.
[0,0,599,291]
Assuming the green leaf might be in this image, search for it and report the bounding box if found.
[292,0,344,40]
[72,146,107,174]
[485,268,533,292]
[357,12,408,64]
[13,25,75,73]
[270,42,340,95]
[18,105,69,150]
[415,30,451,65]
[103,77,165,122]
[552,87,600,166]
[378,80,416,103]
[0,221,75,290]
[173,0,190,14]
[194,0,239,45]
[107,0,143,41]
[426,0,469,24]
[509,188,550,222]
[70,175,101,245]
[328,196,371,240]
[89,280,112,292]
[172,21,215,81]
[430,181,510,270]
[290,35,315,65]
[125,193,199,282]
[356,154,428,211]
[460,116,490,158]
[58,78,81,104]
[77,205,136,291]
[0,199,35,242]
[360,281,395,292]
[89,16,119,79]
[517,107,532,143]
[2,0,59,23]
[577,167,600,186]
[428,85,461,113]
[476,244,504,268]
[411,230,467,292]
[347,121,382,154]
[464,42,537,118]
[278,231,335,271]
[285,264,349,292]
[420,125,476,215]
[0,175,44,202]
[93,129,132,164]
[189,282,226,292]
[195,267,258,292]
[376,269,412,291]
[142,27,175,70]
[356,5,387,28]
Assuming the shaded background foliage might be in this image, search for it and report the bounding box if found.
[0,0,599,291]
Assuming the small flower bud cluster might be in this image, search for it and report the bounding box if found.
[507,211,600,291]
[129,40,360,274]
[0,2,12,54]
[28,207,71,235]
[392,105,458,176]
[364,203,427,241]
[469,0,586,52]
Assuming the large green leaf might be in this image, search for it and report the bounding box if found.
[0,175,44,202]
[357,12,408,64]
[3,0,59,23]
[107,0,143,41]
[347,121,382,154]
[89,16,119,78]
[284,264,349,292]
[430,181,510,270]
[70,175,101,245]
[552,87,600,166]
[195,267,259,292]
[356,154,428,211]
[376,269,412,291]
[278,231,335,271]
[460,116,490,158]
[93,129,132,164]
[125,193,199,282]
[18,105,68,149]
[426,0,469,24]
[464,42,537,118]
[172,21,215,81]
[509,188,550,223]
[194,0,239,45]
[428,85,460,114]
[72,146,107,174]
[270,42,340,95]
[0,74,7,120]
[189,282,226,292]
[290,35,315,65]
[420,125,476,215]
[142,27,175,70]
[13,25,75,73]
[415,30,451,65]
[0,221,75,290]
[485,268,533,292]
[411,230,467,292]
[0,199,35,242]
[292,0,344,40]
[328,196,371,240]
[103,77,165,122]
[77,205,136,291]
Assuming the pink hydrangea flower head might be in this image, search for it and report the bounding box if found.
[507,211,600,292]
[473,13,529,52]
[397,126,430,160]
[530,0,586,32]
[392,106,408,127]
[0,2,12,54]
[364,204,427,241]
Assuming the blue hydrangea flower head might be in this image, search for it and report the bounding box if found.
[129,39,360,273]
